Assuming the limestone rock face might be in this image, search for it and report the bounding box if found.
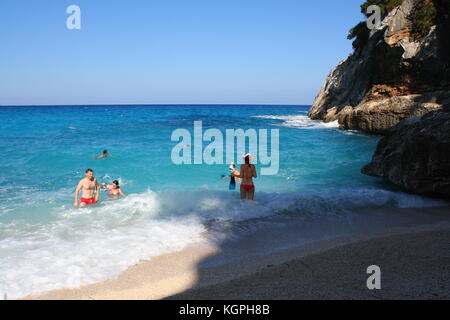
[308,0,450,133]
[337,91,450,133]
[362,107,450,198]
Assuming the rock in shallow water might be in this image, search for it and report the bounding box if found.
[362,108,450,198]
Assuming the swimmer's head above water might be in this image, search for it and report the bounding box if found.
[96,150,112,159]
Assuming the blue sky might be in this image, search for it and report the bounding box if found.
[0,0,364,105]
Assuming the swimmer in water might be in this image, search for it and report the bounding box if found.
[96,149,113,159]
[101,180,125,197]
[74,168,100,207]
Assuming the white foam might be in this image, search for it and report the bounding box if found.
[0,190,207,299]
[255,115,339,129]
[0,188,447,299]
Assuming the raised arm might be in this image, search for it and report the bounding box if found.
[74,180,83,207]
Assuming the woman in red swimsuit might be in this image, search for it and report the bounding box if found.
[236,154,257,201]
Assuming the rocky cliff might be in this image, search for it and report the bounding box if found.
[362,106,450,198]
[308,0,450,134]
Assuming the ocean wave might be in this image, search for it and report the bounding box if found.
[0,188,447,299]
[0,190,207,299]
[254,115,339,129]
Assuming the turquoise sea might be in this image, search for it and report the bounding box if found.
[0,105,447,298]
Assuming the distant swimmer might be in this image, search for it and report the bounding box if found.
[236,154,257,201]
[96,149,113,159]
[101,180,125,198]
[74,168,100,207]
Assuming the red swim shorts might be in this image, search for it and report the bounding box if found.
[80,198,97,205]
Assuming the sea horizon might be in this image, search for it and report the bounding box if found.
[0,103,309,108]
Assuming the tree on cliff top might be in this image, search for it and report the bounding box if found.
[348,0,404,49]
[410,0,437,40]
[360,0,404,18]
[348,0,439,49]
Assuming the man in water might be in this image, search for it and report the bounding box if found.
[74,168,100,207]
[96,149,112,159]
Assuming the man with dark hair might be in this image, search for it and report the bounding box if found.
[74,168,100,207]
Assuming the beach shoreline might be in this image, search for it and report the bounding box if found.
[25,206,450,300]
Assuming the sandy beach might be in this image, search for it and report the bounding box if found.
[25,206,450,300]
[170,227,450,300]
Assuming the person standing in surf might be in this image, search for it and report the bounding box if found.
[222,162,241,191]
[237,154,257,201]
[73,168,100,207]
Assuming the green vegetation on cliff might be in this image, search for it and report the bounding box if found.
[348,0,438,49]
[360,0,404,17]
[347,22,370,50]
[410,0,437,40]
[348,0,404,49]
